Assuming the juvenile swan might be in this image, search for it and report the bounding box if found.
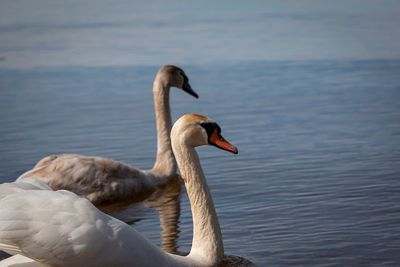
[0,114,238,267]
[17,65,199,208]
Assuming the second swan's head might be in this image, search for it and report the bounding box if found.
[171,114,238,154]
[155,65,199,98]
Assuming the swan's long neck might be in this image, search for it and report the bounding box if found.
[172,140,224,266]
[151,81,177,178]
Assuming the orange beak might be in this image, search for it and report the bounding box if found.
[209,130,238,154]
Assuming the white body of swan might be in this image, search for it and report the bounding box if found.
[17,65,199,208]
[0,254,42,267]
[0,114,238,267]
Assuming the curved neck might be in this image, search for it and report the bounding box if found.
[151,81,177,177]
[172,140,224,266]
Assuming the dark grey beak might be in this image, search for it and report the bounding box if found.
[182,82,199,98]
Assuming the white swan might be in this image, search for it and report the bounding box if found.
[0,114,238,267]
[17,65,199,209]
[0,254,42,267]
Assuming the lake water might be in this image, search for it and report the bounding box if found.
[0,60,400,266]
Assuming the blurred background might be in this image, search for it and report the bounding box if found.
[1,0,400,68]
[1,0,400,266]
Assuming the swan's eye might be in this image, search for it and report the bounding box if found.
[180,71,189,83]
[215,124,221,134]
[200,122,221,140]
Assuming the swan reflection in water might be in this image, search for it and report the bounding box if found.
[144,175,182,254]
[100,174,181,254]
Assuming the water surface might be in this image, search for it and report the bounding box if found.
[1,60,400,266]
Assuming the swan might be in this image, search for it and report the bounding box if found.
[0,254,42,267]
[0,114,238,267]
[17,65,199,208]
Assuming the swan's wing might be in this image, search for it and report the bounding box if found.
[17,154,154,206]
[0,186,123,266]
[0,254,45,267]
[0,179,51,197]
[0,183,175,267]
[0,180,51,257]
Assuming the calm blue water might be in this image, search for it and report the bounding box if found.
[1,60,400,266]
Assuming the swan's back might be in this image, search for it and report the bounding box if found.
[0,181,176,267]
[0,178,51,197]
[18,154,156,207]
[0,254,44,266]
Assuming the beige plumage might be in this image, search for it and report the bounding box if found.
[17,65,198,209]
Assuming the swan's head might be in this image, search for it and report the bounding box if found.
[155,65,199,98]
[171,114,238,154]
